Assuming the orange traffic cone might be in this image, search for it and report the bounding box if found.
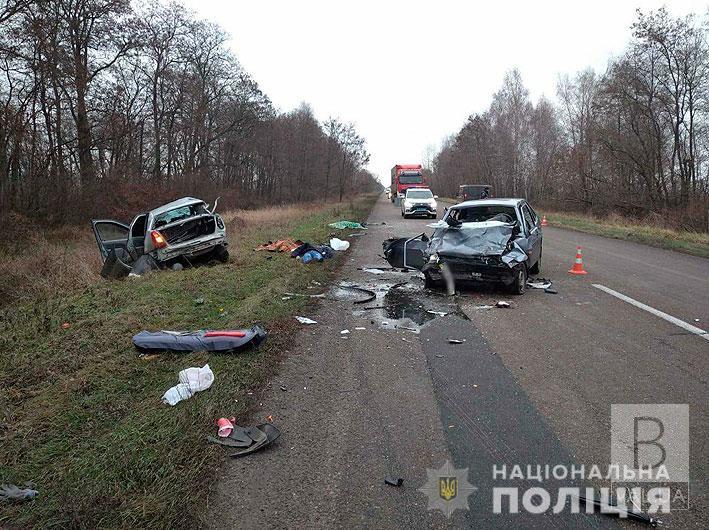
[541,215,548,227]
[568,246,587,275]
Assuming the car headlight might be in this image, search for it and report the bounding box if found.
[431,201,437,209]
[428,253,439,263]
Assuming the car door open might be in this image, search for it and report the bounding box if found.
[91,220,130,262]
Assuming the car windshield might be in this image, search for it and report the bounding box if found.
[407,189,433,199]
[399,173,423,184]
[447,205,517,224]
[153,203,209,228]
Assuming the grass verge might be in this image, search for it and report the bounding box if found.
[0,195,375,528]
[541,210,709,258]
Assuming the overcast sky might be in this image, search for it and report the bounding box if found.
[183,0,706,183]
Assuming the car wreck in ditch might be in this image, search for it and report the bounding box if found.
[92,197,228,279]
[383,198,542,294]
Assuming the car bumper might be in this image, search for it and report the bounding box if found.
[153,233,227,262]
[403,206,436,216]
[423,257,515,285]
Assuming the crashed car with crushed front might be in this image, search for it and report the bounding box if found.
[92,197,228,279]
[383,198,542,294]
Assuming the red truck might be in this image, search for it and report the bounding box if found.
[390,164,427,202]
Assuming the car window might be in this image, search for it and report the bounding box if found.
[448,205,517,223]
[527,204,540,226]
[153,203,209,228]
[95,222,128,241]
[521,204,535,232]
[406,189,433,199]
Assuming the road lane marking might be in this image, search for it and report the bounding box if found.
[592,284,709,341]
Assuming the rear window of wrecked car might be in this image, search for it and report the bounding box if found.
[447,205,517,224]
[153,203,209,228]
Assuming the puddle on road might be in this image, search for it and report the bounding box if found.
[342,277,468,333]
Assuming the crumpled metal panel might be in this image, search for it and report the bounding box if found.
[427,221,528,268]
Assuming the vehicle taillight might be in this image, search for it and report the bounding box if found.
[151,230,167,249]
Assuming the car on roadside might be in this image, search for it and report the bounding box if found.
[400,187,438,219]
[92,196,228,279]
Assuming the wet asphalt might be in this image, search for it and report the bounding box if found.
[206,195,708,529]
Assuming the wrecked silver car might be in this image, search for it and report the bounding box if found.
[92,197,228,279]
[383,199,542,294]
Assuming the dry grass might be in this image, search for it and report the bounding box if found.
[0,194,376,528]
[541,209,709,258]
[0,198,363,308]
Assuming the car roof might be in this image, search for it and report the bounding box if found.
[452,198,524,209]
[150,197,204,216]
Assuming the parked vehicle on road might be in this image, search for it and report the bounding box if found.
[401,188,438,219]
[92,196,228,279]
[390,164,426,202]
[383,198,542,294]
[456,184,492,201]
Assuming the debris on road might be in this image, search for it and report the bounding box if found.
[0,483,39,503]
[255,239,303,252]
[340,329,350,335]
[544,288,558,294]
[291,242,335,261]
[426,310,448,317]
[527,278,553,289]
[448,339,466,344]
[495,301,511,308]
[329,237,350,251]
[329,220,366,230]
[355,327,366,330]
[133,326,267,353]
[475,304,494,310]
[208,423,281,458]
[295,316,317,325]
[162,364,214,406]
[384,477,404,487]
[331,284,377,305]
[285,292,326,299]
[217,417,237,437]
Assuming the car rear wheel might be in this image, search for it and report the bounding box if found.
[509,264,527,295]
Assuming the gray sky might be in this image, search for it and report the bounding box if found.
[183,0,706,183]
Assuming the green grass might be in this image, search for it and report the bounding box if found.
[541,210,709,258]
[0,196,375,528]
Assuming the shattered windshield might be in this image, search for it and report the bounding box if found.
[406,189,433,199]
[447,205,517,224]
[153,203,209,228]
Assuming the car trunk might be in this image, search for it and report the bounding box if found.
[160,215,216,245]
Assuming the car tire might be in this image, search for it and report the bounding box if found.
[214,245,229,263]
[509,264,527,295]
[529,252,541,274]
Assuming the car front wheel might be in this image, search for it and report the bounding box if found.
[509,264,527,295]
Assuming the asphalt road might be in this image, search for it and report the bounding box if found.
[206,195,708,528]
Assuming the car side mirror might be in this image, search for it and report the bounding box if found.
[434,195,439,199]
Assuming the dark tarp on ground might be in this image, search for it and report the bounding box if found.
[132,325,267,353]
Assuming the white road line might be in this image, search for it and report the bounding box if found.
[592,284,709,341]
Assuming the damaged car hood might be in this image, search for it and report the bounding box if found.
[429,220,528,267]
